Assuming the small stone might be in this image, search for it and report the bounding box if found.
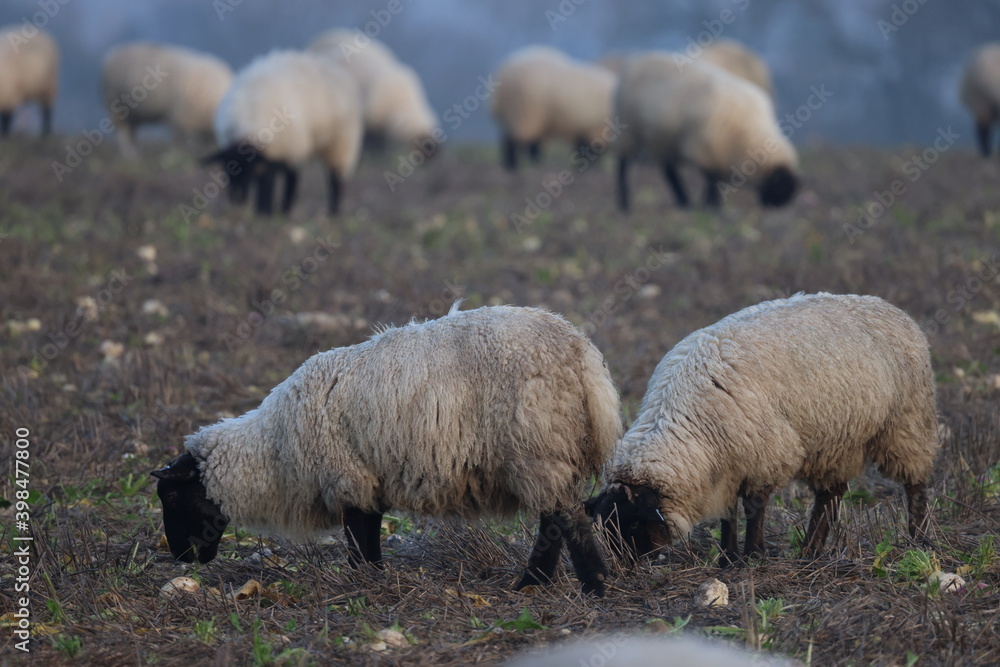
[144,332,165,347]
[928,571,965,594]
[694,578,729,608]
[377,629,409,648]
[160,576,199,597]
[522,236,542,253]
[99,340,125,361]
[137,245,158,263]
[638,284,661,299]
[141,299,169,317]
[76,296,100,323]
[288,226,309,244]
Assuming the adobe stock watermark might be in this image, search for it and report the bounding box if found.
[51,64,170,181]
[177,105,296,222]
[510,116,627,231]
[545,0,588,30]
[877,0,931,40]
[6,0,73,51]
[384,74,500,191]
[671,0,752,70]
[921,253,1000,336]
[221,234,340,351]
[580,247,671,336]
[843,126,959,244]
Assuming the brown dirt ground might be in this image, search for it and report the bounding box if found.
[1,136,1000,666]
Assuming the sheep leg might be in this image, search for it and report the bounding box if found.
[515,512,565,590]
[719,504,739,566]
[327,170,341,215]
[343,506,382,568]
[0,111,11,137]
[255,166,276,215]
[802,482,846,558]
[527,141,542,164]
[662,163,690,208]
[742,491,770,557]
[617,156,630,212]
[905,481,932,545]
[280,165,298,215]
[41,105,52,137]
[558,506,608,597]
[502,135,517,171]
[364,511,384,564]
[976,123,992,158]
[703,171,723,208]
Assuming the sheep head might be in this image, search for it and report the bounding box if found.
[151,453,229,564]
[585,482,670,561]
[758,165,799,207]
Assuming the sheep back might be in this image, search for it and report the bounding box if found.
[185,305,621,539]
[960,44,1000,125]
[612,293,937,534]
[0,26,58,112]
[702,39,774,97]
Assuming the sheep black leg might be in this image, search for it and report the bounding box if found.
[743,491,770,557]
[41,105,52,137]
[802,482,846,558]
[255,165,276,215]
[559,506,608,597]
[364,511,384,565]
[280,165,298,215]
[719,505,739,567]
[502,135,517,171]
[327,170,342,215]
[527,141,542,164]
[516,512,565,591]
[0,111,11,137]
[976,123,992,158]
[703,171,723,208]
[905,481,932,546]
[343,506,369,568]
[662,163,689,208]
[617,156,630,212]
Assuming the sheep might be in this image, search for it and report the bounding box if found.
[0,25,58,137]
[308,30,437,150]
[615,52,798,211]
[586,293,938,565]
[959,44,1000,157]
[151,304,622,596]
[100,42,233,157]
[491,46,617,170]
[202,49,363,216]
[702,39,774,97]
[507,634,794,667]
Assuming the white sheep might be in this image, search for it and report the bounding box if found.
[204,49,363,216]
[100,42,233,157]
[702,39,774,97]
[0,25,58,137]
[615,52,798,211]
[152,304,622,596]
[960,43,1000,157]
[587,293,938,564]
[308,29,437,149]
[491,45,617,170]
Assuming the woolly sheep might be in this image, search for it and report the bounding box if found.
[587,293,938,564]
[100,42,233,157]
[152,305,622,596]
[960,44,1000,157]
[702,39,774,97]
[203,49,363,216]
[308,29,437,148]
[0,25,58,137]
[615,52,798,211]
[507,634,794,667]
[491,46,617,170]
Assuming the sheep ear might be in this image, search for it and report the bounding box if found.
[151,453,199,481]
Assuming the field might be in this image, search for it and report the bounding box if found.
[2,135,1000,666]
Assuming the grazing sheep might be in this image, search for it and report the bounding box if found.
[507,634,794,667]
[101,42,233,157]
[308,29,437,149]
[203,49,363,215]
[0,25,58,137]
[702,39,774,97]
[615,52,798,211]
[960,44,1000,157]
[587,293,938,564]
[491,46,617,170]
[152,305,622,596]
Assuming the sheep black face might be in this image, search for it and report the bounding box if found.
[585,482,670,561]
[758,165,799,207]
[151,453,229,564]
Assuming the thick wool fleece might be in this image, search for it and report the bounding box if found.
[616,53,796,183]
[609,293,938,539]
[961,44,1000,126]
[702,39,774,97]
[0,26,58,112]
[214,50,363,177]
[185,305,622,540]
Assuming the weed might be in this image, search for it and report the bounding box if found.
[52,634,82,658]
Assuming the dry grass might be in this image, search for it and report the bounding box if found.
[1,137,999,665]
